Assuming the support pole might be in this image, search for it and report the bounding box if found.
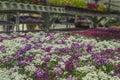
[44,0,50,32]
[91,16,106,28]
[108,0,112,11]
[42,12,50,32]
[75,14,78,23]
[66,16,69,29]
[75,14,78,28]
[3,14,8,32]
[16,11,20,32]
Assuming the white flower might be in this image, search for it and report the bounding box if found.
[25,64,37,73]
[79,54,91,61]
[110,76,120,80]
[58,62,65,69]
[62,55,71,61]
[10,72,27,80]
[0,68,11,80]
[82,69,119,80]
[76,65,96,73]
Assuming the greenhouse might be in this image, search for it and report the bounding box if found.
[0,0,120,80]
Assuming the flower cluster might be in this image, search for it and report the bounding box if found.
[69,28,120,40]
[0,31,120,80]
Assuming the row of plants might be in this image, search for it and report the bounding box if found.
[0,0,106,11]
[110,26,120,29]
[49,0,106,11]
[19,16,43,23]
[0,31,120,80]
[109,23,120,27]
[69,28,120,40]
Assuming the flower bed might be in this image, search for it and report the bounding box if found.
[110,26,120,30]
[69,28,120,40]
[0,32,120,80]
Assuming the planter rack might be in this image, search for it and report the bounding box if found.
[0,1,119,32]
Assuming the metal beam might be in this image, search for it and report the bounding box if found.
[0,1,118,17]
[0,2,66,14]
[15,11,20,31]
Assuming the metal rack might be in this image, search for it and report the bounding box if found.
[0,2,65,13]
[0,1,119,32]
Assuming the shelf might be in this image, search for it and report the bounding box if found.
[19,22,43,24]
[0,21,14,25]
[0,2,66,14]
[0,1,119,16]
[65,6,117,16]
[0,1,119,33]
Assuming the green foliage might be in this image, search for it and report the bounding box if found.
[49,0,87,8]
[72,70,87,80]
[109,23,120,27]
[96,64,115,74]
[97,4,106,11]
[72,0,87,8]
[49,0,64,6]
[0,60,15,68]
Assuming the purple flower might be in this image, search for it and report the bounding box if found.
[42,56,51,62]
[74,61,81,67]
[61,40,65,44]
[65,47,72,53]
[0,36,4,42]
[117,64,120,70]
[54,48,60,54]
[0,45,6,53]
[105,49,117,53]
[41,62,47,67]
[87,44,94,53]
[117,54,120,58]
[35,69,48,79]
[25,55,35,62]
[17,60,27,67]
[53,67,64,75]
[20,40,28,44]
[71,43,85,51]
[113,64,120,78]
[5,57,13,62]
[71,43,80,51]
[0,60,3,64]
[25,44,32,50]
[65,60,74,71]
[35,69,45,77]
[19,34,32,39]
[19,33,26,37]
[45,46,53,52]
[25,35,32,39]
[33,45,39,50]
[17,48,27,54]
[15,54,23,60]
[71,53,82,60]
[117,48,120,52]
